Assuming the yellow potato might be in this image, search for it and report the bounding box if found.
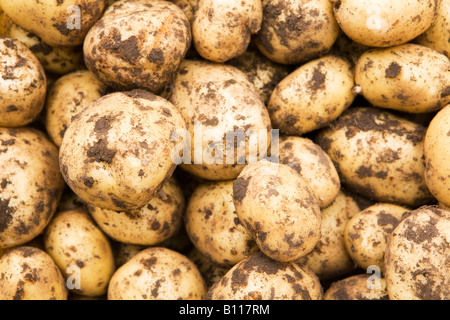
[324,274,389,300]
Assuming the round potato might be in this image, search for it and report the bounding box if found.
[84,0,191,94]
[324,274,389,300]
[185,180,259,267]
[233,160,321,262]
[0,0,105,47]
[254,0,340,65]
[88,177,185,246]
[424,105,450,207]
[170,60,272,180]
[108,247,207,300]
[0,128,65,249]
[384,206,450,300]
[297,191,361,281]
[0,38,46,127]
[268,55,356,135]
[59,90,187,211]
[187,248,230,289]
[355,44,450,113]
[207,252,323,300]
[344,203,410,272]
[0,246,67,300]
[44,209,116,297]
[193,0,262,63]
[45,70,109,147]
[316,107,433,207]
[332,0,439,47]
[278,136,340,209]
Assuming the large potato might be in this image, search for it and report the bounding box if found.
[316,107,433,207]
[59,90,186,211]
[332,0,439,47]
[355,44,450,113]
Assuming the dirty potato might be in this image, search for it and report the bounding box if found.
[324,274,389,300]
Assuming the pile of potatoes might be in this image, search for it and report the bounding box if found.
[0,0,449,301]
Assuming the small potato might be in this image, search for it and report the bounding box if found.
[170,60,272,180]
[355,44,450,113]
[0,128,65,249]
[344,203,410,272]
[0,38,46,127]
[57,190,86,212]
[111,242,147,268]
[88,177,185,246]
[385,206,450,300]
[0,247,67,300]
[59,90,186,211]
[171,0,199,24]
[192,0,262,62]
[332,0,439,47]
[185,180,259,267]
[84,0,191,94]
[268,55,356,135]
[0,0,106,47]
[278,136,340,209]
[424,105,450,207]
[207,252,323,300]
[297,191,361,281]
[188,248,230,288]
[44,209,116,297]
[45,70,109,147]
[254,0,340,65]
[233,161,321,262]
[316,107,433,207]
[108,247,207,300]
[324,274,389,300]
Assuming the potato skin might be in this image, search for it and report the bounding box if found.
[44,209,115,297]
[384,206,450,300]
[207,252,323,300]
[232,161,321,262]
[333,0,439,47]
[355,44,450,114]
[84,0,191,94]
[316,107,433,207]
[254,0,340,65]
[0,128,65,249]
[0,246,68,300]
[108,247,207,300]
[59,90,186,211]
[424,105,450,207]
[0,38,47,127]
[268,55,356,135]
[324,274,389,300]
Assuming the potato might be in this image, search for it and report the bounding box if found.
[0,38,46,127]
[108,247,207,300]
[384,206,450,300]
[59,90,186,211]
[324,274,389,300]
[170,60,272,180]
[439,202,450,212]
[0,247,67,300]
[57,189,86,212]
[228,45,290,105]
[111,242,147,268]
[344,203,410,272]
[278,136,340,209]
[355,44,450,113]
[158,225,193,254]
[316,107,433,207]
[185,180,259,267]
[187,248,230,288]
[84,0,191,94]
[331,32,371,67]
[0,0,105,47]
[254,0,339,65]
[171,0,198,24]
[268,55,356,135]
[297,191,361,281]
[45,70,109,147]
[0,128,65,249]
[233,160,321,262]
[332,0,439,47]
[207,252,323,300]
[424,105,450,207]
[88,177,185,246]
[192,0,262,63]
[44,209,116,297]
